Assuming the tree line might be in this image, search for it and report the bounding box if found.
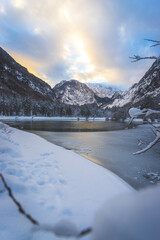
[0,96,106,117]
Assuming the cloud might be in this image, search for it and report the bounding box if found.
[0,0,160,87]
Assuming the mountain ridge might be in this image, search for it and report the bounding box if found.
[0,46,54,102]
[52,79,112,106]
[0,47,105,116]
[0,46,159,117]
[105,58,160,110]
[86,82,123,98]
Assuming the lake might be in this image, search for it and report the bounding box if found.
[2,119,128,132]
[2,119,160,189]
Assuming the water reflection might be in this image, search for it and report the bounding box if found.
[3,120,128,132]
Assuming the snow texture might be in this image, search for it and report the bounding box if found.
[0,122,132,240]
[92,186,160,240]
[129,108,143,118]
[33,219,79,237]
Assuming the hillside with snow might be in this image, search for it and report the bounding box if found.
[106,58,160,109]
[0,47,54,102]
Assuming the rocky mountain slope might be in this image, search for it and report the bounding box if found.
[52,80,111,106]
[0,46,111,107]
[0,47,54,102]
[0,47,105,116]
[106,58,160,109]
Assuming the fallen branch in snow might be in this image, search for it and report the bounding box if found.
[32,221,92,238]
[0,173,92,238]
[128,108,146,126]
[0,173,39,225]
[78,227,92,237]
[134,129,160,155]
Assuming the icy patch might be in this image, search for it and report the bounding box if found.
[143,172,160,184]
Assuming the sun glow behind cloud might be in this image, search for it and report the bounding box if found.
[11,0,26,9]
[0,0,160,87]
[63,34,95,82]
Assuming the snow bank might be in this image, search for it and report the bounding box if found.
[0,122,132,240]
[92,186,160,240]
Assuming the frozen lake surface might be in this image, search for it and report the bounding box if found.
[29,125,160,189]
[1,119,128,132]
[2,120,160,189]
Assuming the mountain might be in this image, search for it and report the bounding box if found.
[0,47,105,117]
[52,79,111,106]
[106,59,160,109]
[87,82,122,98]
[0,47,54,102]
[1,45,159,117]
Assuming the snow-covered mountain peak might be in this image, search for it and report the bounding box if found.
[54,80,67,90]
[52,80,112,106]
[87,82,123,98]
[52,79,96,105]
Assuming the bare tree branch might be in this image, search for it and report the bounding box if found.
[0,173,92,238]
[129,55,157,62]
[129,39,160,62]
[144,39,160,47]
[129,108,160,154]
[0,173,39,225]
[129,108,160,124]
[133,130,160,155]
[150,126,157,136]
[145,109,160,117]
[129,39,160,154]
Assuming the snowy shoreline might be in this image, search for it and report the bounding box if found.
[0,122,133,240]
[0,115,107,122]
[0,115,145,123]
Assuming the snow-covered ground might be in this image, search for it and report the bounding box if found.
[1,122,160,240]
[0,122,133,240]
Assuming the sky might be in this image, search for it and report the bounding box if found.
[0,0,160,88]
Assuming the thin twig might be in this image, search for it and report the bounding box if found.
[129,55,157,62]
[0,173,92,238]
[150,126,157,136]
[0,173,39,225]
[133,131,160,155]
[144,39,160,47]
[78,227,92,237]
